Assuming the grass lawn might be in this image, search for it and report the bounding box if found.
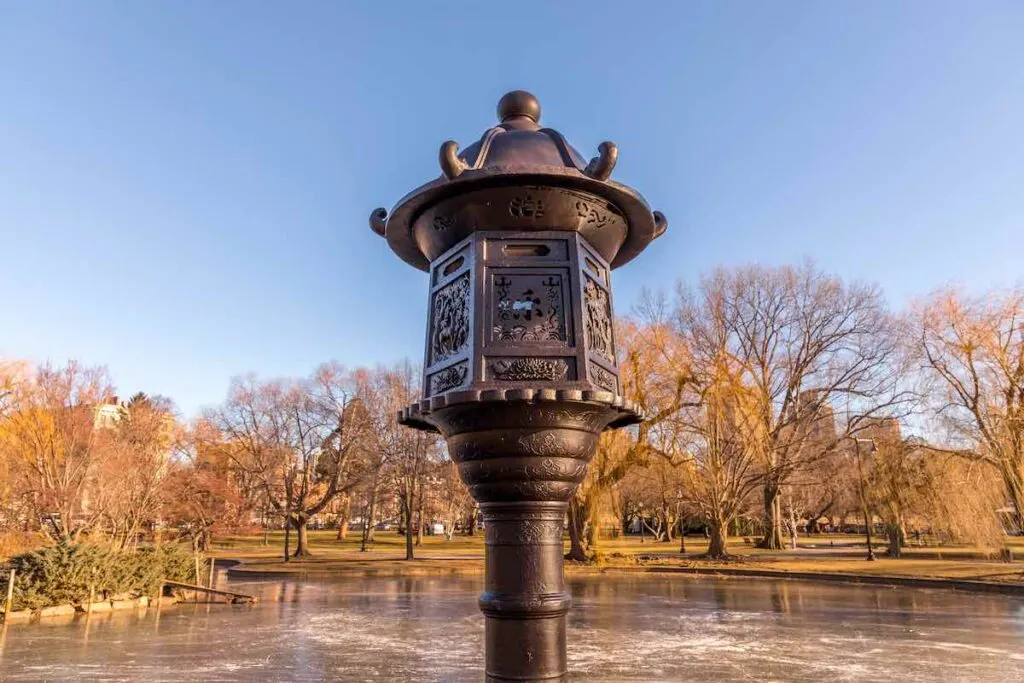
[213,529,1024,585]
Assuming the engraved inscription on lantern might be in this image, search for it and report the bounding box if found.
[508,194,545,219]
[430,272,470,364]
[575,200,610,229]
[492,273,567,343]
[583,276,614,362]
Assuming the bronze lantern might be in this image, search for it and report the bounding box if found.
[370,90,667,682]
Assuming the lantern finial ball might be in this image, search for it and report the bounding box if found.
[497,90,541,124]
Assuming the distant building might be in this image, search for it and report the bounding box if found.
[93,395,124,429]
[857,416,902,445]
[781,389,839,454]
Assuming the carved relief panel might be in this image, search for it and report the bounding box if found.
[430,271,471,365]
[583,275,614,363]
[587,363,617,393]
[429,361,469,394]
[424,238,475,398]
[488,357,571,382]
[578,238,619,394]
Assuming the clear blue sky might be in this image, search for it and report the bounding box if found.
[2,1,1022,416]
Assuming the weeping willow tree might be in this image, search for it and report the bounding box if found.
[869,435,1007,558]
[915,287,1024,535]
[680,355,765,559]
[565,319,693,563]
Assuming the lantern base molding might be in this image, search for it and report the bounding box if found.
[401,394,640,682]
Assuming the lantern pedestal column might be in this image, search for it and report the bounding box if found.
[480,501,570,681]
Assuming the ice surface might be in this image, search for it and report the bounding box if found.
[0,573,1021,681]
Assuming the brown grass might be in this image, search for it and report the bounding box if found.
[213,530,1023,585]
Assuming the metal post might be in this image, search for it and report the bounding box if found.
[4,569,14,615]
[194,554,201,600]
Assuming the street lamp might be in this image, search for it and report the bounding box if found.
[370,90,666,681]
[853,437,877,561]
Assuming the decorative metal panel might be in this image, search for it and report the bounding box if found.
[491,273,567,344]
[430,272,470,364]
[583,276,614,362]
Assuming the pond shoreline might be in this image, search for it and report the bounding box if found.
[225,557,1024,596]
[1,594,178,625]
[1,559,250,626]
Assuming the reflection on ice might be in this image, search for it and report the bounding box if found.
[0,575,1022,681]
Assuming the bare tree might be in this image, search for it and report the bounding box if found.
[95,393,179,548]
[164,441,255,552]
[671,263,911,549]
[206,363,371,559]
[788,449,854,535]
[0,360,32,532]
[435,455,473,541]
[867,433,1007,557]
[914,287,1024,531]
[0,362,114,541]
[371,363,439,561]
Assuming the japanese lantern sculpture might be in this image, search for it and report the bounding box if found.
[370,91,667,681]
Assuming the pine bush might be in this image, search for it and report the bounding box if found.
[3,542,205,611]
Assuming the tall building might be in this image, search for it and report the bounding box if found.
[857,416,902,445]
[783,389,839,453]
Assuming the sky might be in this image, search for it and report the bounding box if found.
[1,1,1022,417]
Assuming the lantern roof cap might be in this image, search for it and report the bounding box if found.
[370,91,667,271]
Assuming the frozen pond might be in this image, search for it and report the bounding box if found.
[1,573,1023,681]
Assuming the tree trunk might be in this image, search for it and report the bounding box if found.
[293,518,312,558]
[757,486,785,550]
[585,500,599,554]
[465,507,477,536]
[360,501,371,552]
[336,494,350,540]
[403,494,415,561]
[885,522,904,558]
[361,479,379,552]
[705,518,730,559]
[283,513,291,563]
[565,496,592,562]
[367,480,379,542]
[788,503,799,550]
[1002,462,1024,533]
[415,490,425,547]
